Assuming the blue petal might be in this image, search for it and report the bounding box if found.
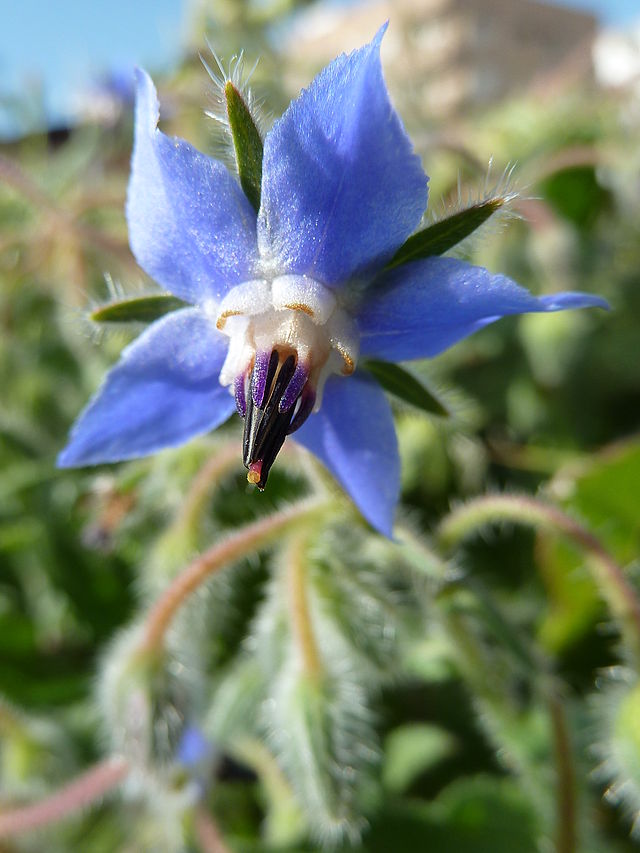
[177,726,214,767]
[126,69,258,305]
[294,371,399,536]
[358,256,609,362]
[258,25,428,288]
[58,309,234,467]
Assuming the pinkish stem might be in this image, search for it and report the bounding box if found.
[0,757,128,838]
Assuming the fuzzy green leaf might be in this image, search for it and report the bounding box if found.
[387,197,507,269]
[90,294,189,324]
[225,81,263,212]
[310,528,420,679]
[365,360,450,417]
[206,657,266,746]
[269,672,371,845]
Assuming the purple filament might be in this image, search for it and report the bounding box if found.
[234,374,247,417]
[250,350,273,408]
[279,362,309,413]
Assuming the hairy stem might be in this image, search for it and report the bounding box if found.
[548,694,576,853]
[176,441,239,534]
[234,736,297,809]
[402,528,579,842]
[438,494,640,665]
[0,757,128,838]
[194,804,232,853]
[286,530,323,679]
[140,498,328,654]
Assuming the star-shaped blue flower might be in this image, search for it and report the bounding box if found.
[58,26,607,536]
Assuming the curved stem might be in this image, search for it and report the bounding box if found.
[548,694,576,853]
[176,441,239,534]
[286,529,323,679]
[194,804,232,853]
[438,494,640,666]
[140,497,328,655]
[401,528,579,849]
[0,757,128,838]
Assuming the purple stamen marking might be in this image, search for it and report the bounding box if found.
[234,374,247,417]
[279,362,309,413]
[251,350,271,408]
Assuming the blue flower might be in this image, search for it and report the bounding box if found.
[58,26,607,536]
[177,725,217,769]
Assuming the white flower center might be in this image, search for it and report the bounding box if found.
[213,275,359,407]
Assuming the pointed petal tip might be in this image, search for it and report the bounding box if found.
[133,66,147,85]
[55,447,75,470]
[56,445,104,470]
[126,69,258,303]
[294,372,399,538]
[371,20,389,47]
[132,67,159,130]
[359,257,610,362]
[258,20,428,287]
[373,514,394,539]
[540,292,610,312]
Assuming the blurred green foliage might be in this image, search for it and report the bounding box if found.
[1,1,640,851]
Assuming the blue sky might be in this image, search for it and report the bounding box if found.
[0,0,638,138]
[0,0,186,137]
[552,0,639,23]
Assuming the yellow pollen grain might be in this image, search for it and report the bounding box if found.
[337,348,355,375]
[247,469,261,485]
[215,310,242,331]
[284,302,314,317]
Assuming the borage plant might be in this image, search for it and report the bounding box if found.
[7,23,635,853]
[57,25,605,535]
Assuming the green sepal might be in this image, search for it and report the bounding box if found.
[387,197,507,269]
[225,81,263,212]
[365,360,450,417]
[90,294,189,324]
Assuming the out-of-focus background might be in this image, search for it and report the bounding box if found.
[2,1,640,851]
[2,0,639,139]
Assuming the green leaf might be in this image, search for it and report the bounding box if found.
[225,81,263,212]
[364,777,541,853]
[310,529,421,680]
[268,672,371,845]
[552,436,640,561]
[90,294,189,324]
[365,359,450,417]
[206,657,266,746]
[538,437,640,653]
[539,165,611,229]
[383,723,457,793]
[387,197,507,269]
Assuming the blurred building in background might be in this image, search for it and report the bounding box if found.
[284,0,598,121]
[593,18,640,94]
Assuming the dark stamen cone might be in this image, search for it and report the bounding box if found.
[240,349,310,488]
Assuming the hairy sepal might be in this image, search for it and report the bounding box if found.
[90,294,189,324]
[364,359,451,418]
[225,81,263,212]
[386,196,507,269]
